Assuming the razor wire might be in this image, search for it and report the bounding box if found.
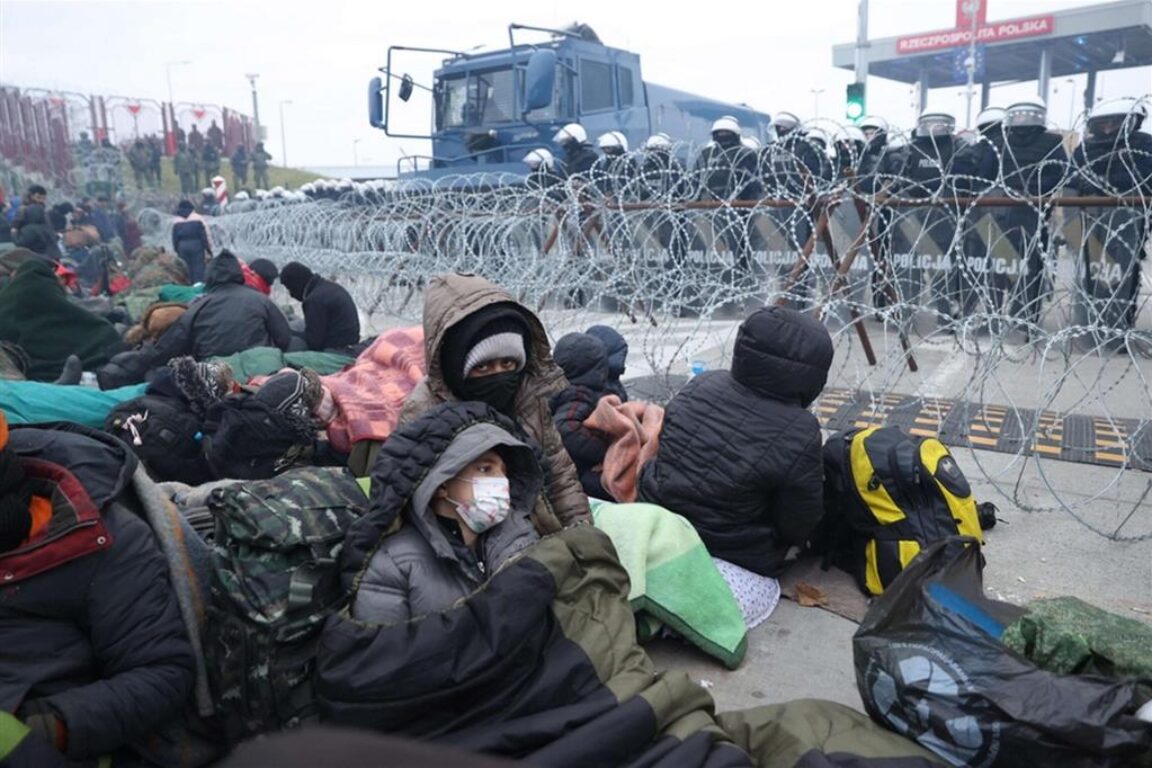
[139,116,1152,541]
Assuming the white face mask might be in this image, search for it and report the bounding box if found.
[448,476,511,534]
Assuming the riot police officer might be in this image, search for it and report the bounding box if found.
[590,131,638,200]
[553,123,599,179]
[993,99,1068,330]
[1069,97,1152,342]
[692,116,763,292]
[890,110,962,330]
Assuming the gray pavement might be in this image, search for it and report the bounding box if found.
[647,446,1152,714]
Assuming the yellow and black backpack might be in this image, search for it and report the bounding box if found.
[815,426,993,596]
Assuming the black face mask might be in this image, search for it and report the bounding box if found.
[457,371,523,414]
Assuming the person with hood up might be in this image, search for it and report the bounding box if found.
[149,249,292,363]
[171,199,212,284]
[638,306,833,576]
[0,411,195,767]
[278,261,361,352]
[550,332,613,498]
[397,273,590,531]
[345,402,544,624]
[0,259,121,381]
[585,324,629,401]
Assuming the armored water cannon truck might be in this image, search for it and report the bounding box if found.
[368,22,773,180]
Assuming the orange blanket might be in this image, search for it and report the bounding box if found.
[322,327,426,453]
[582,396,664,503]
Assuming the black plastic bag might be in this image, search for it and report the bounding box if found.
[853,537,1152,767]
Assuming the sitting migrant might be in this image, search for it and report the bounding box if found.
[639,306,833,576]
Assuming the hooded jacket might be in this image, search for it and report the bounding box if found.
[550,332,612,498]
[585,324,628,401]
[399,273,590,531]
[0,259,122,381]
[149,252,293,363]
[281,265,361,351]
[638,307,833,576]
[1,422,194,761]
[346,402,543,625]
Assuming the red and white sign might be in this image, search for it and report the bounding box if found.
[192,107,207,121]
[126,103,142,115]
[956,0,987,30]
[897,15,1054,54]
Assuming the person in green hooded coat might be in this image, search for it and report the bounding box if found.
[0,259,122,381]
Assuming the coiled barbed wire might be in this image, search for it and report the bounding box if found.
[139,113,1152,541]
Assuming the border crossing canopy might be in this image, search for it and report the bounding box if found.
[832,0,1152,118]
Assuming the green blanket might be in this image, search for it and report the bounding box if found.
[1002,596,1152,680]
[209,347,355,381]
[1,381,147,428]
[592,500,747,668]
[0,259,123,381]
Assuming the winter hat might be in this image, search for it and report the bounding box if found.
[167,356,235,416]
[0,411,32,554]
[252,368,323,440]
[248,258,280,287]
[440,304,531,396]
[279,262,314,300]
[175,200,195,217]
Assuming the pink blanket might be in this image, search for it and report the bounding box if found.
[322,327,426,453]
[583,396,664,503]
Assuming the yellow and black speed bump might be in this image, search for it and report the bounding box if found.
[815,388,1152,473]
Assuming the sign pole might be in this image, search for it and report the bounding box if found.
[964,0,980,128]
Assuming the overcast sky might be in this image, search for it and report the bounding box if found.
[1,0,1148,171]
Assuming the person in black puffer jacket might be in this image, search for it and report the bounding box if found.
[279,262,361,352]
[550,332,613,499]
[638,306,833,576]
[0,413,195,767]
[149,249,292,363]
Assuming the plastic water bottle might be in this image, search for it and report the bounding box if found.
[690,360,707,378]
[80,371,99,388]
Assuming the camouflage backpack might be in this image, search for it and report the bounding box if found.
[204,466,367,744]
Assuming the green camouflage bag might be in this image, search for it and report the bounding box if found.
[205,466,367,744]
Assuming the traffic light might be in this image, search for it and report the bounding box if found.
[846,82,866,122]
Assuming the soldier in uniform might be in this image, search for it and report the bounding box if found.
[252,142,273,190]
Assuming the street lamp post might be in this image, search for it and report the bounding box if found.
[165,60,191,106]
[353,138,364,166]
[246,73,262,142]
[279,100,292,167]
[810,88,825,120]
[1065,77,1077,129]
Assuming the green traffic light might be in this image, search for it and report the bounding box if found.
[846,82,866,122]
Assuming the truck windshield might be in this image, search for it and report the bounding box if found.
[437,64,566,130]
[439,68,516,129]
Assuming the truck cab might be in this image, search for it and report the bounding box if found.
[369,23,771,181]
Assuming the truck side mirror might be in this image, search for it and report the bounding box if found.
[523,49,556,112]
[368,76,384,129]
[399,74,414,103]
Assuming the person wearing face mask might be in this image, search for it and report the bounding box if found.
[344,402,544,624]
[397,273,590,532]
